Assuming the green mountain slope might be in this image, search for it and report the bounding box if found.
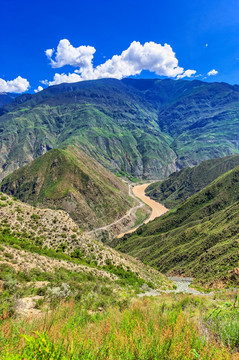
[0,78,239,180]
[155,81,239,168]
[0,145,135,230]
[146,154,239,208]
[114,166,239,287]
[0,79,176,180]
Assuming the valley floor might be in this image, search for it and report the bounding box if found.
[133,183,168,223]
[118,182,168,238]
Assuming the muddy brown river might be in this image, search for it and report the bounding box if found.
[118,183,168,238]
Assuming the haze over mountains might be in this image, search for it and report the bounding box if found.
[0,78,239,181]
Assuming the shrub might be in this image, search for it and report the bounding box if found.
[47,283,72,299]
[31,214,40,221]
[3,276,17,292]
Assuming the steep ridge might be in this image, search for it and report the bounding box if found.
[114,165,239,287]
[0,145,135,230]
[146,154,239,208]
[0,78,239,180]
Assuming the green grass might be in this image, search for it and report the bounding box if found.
[133,207,150,227]
[205,294,239,349]
[1,294,238,359]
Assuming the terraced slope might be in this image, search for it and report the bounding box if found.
[0,145,135,230]
[114,166,239,287]
[0,78,239,180]
[146,154,239,208]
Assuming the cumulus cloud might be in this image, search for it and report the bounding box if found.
[0,76,30,93]
[90,41,185,79]
[34,85,43,93]
[176,69,197,79]
[46,39,96,69]
[207,69,218,76]
[44,39,196,86]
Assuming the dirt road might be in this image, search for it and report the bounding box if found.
[118,183,168,238]
[86,183,144,236]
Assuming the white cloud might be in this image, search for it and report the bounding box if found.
[44,39,196,86]
[91,41,185,79]
[46,73,82,86]
[34,85,43,93]
[176,69,197,79]
[0,76,30,93]
[40,79,50,85]
[207,69,218,76]
[205,43,208,47]
[46,39,96,69]
[45,48,54,59]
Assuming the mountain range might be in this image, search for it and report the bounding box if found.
[0,78,239,287]
[0,78,239,181]
[0,93,18,108]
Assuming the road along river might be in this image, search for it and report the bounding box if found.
[117,184,211,296]
[118,183,168,238]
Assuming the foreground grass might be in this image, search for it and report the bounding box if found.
[1,294,239,359]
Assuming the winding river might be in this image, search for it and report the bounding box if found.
[118,183,168,238]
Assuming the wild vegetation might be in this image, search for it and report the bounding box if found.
[114,165,239,287]
[1,293,239,359]
[0,192,171,288]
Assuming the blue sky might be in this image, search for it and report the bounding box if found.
[0,0,238,93]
